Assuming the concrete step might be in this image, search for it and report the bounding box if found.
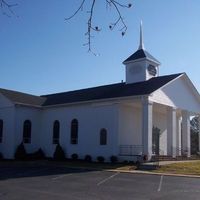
[152,155,200,161]
[152,155,174,161]
[138,163,159,170]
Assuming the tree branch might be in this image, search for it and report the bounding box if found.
[84,0,100,55]
[0,0,18,17]
[65,0,132,55]
[65,0,86,20]
[107,0,129,36]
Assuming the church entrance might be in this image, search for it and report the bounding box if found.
[152,126,161,155]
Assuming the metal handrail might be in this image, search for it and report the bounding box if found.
[119,145,143,156]
[175,147,188,156]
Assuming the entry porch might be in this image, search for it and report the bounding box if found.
[117,97,200,161]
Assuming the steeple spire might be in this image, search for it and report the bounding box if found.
[138,21,144,50]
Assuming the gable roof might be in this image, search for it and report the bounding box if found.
[41,73,183,106]
[0,88,46,106]
[0,73,183,107]
[123,49,160,64]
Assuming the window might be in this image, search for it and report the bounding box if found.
[71,119,78,144]
[53,120,60,144]
[0,120,3,143]
[23,120,31,144]
[100,128,107,145]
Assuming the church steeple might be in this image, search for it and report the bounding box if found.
[138,21,144,50]
[123,22,161,84]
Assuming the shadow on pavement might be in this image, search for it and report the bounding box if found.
[0,160,96,180]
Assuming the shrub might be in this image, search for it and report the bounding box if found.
[53,144,65,161]
[123,160,129,164]
[15,142,27,160]
[135,160,140,168]
[27,148,46,160]
[84,155,92,162]
[71,153,78,160]
[97,156,105,163]
[143,155,148,161]
[35,148,45,159]
[110,155,118,163]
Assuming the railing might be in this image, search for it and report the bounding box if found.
[153,147,200,161]
[174,147,192,157]
[119,145,143,156]
[176,147,187,156]
[120,145,164,156]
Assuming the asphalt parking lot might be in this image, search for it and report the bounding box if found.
[0,163,200,200]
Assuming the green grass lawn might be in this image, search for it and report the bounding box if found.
[155,161,200,175]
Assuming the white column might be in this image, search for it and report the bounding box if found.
[182,110,191,157]
[142,98,153,160]
[167,107,177,158]
[176,116,182,156]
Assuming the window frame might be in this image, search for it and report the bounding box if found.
[23,120,32,144]
[70,119,78,144]
[0,120,3,143]
[53,120,60,144]
[100,128,107,145]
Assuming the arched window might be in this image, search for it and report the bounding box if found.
[71,119,78,144]
[23,120,31,144]
[53,120,60,144]
[100,129,107,145]
[0,120,3,143]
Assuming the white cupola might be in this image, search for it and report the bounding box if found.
[123,21,161,84]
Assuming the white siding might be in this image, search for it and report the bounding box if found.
[15,106,41,154]
[40,103,119,161]
[0,93,13,108]
[118,105,142,145]
[0,107,15,158]
[153,111,167,155]
[125,60,147,84]
[150,76,200,113]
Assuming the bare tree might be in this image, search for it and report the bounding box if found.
[65,0,132,54]
[191,116,199,133]
[190,116,199,154]
[1,0,132,54]
[0,0,18,17]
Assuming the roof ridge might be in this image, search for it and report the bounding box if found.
[42,73,183,106]
[0,88,42,98]
[122,72,184,85]
[0,88,46,106]
[0,73,184,107]
[41,73,184,98]
[151,72,184,79]
[41,82,124,97]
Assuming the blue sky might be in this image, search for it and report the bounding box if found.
[1,0,200,95]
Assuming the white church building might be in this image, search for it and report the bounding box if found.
[0,24,200,161]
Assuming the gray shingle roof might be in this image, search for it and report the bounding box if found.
[0,88,46,106]
[123,49,160,64]
[41,73,183,106]
[0,73,183,107]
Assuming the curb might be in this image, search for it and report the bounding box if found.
[108,169,200,178]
